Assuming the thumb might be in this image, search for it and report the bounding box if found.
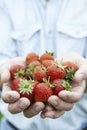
[0,63,11,83]
[0,69,10,83]
[0,57,25,83]
[74,67,87,82]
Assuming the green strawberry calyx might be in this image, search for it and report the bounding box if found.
[43,77,55,88]
[62,80,72,91]
[45,50,54,56]
[27,65,35,77]
[65,67,75,81]
[57,60,66,70]
[19,79,34,94]
[14,69,25,78]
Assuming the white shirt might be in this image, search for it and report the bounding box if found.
[0,0,87,130]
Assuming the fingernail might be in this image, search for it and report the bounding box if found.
[35,103,44,112]
[35,105,40,112]
[19,101,28,110]
[19,103,25,109]
[41,114,46,119]
[53,99,58,106]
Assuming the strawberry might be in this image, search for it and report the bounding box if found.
[47,64,66,81]
[51,79,72,96]
[34,82,53,102]
[25,65,35,80]
[25,61,41,79]
[63,61,78,72]
[63,61,79,81]
[11,78,38,102]
[40,51,54,63]
[25,52,39,66]
[32,66,47,82]
[10,64,26,79]
[29,61,41,67]
[42,60,55,68]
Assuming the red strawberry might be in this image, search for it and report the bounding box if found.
[25,61,41,79]
[51,79,72,96]
[40,51,54,63]
[63,61,78,72]
[42,60,55,68]
[63,61,79,81]
[25,52,39,66]
[11,78,38,102]
[29,61,41,67]
[47,64,66,81]
[10,64,26,79]
[32,66,47,82]
[35,82,53,102]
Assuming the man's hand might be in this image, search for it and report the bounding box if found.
[41,53,87,119]
[1,53,87,119]
[0,57,45,117]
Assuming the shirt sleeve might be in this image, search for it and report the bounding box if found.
[0,6,17,65]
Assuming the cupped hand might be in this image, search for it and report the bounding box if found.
[41,52,87,119]
[0,57,45,117]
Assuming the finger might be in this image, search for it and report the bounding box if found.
[74,63,87,82]
[0,57,25,83]
[48,95,74,111]
[59,80,86,103]
[1,83,20,103]
[24,102,45,118]
[8,97,30,114]
[0,67,10,83]
[43,110,64,119]
[2,57,25,67]
[57,53,87,82]
[41,104,53,118]
[43,104,53,112]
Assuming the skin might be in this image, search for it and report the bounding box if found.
[0,53,87,119]
[41,53,87,118]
